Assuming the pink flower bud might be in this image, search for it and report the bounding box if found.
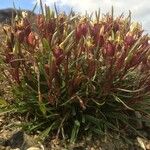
[36,15,45,26]
[104,42,115,57]
[16,30,25,43]
[53,47,64,65]
[27,32,36,47]
[76,22,88,41]
[112,22,119,32]
[95,35,104,47]
[129,53,141,68]
[91,23,101,37]
[125,35,135,46]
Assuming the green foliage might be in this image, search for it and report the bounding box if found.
[0,3,150,143]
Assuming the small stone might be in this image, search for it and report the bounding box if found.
[4,130,24,149]
[146,143,150,150]
[137,137,146,150]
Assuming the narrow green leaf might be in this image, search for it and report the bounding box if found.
[125,36,143,64]
[0,107,16,115]
[40,122,56,140]
[117,87,146,93]
[59,30,75,49]
[111,6,114,19]
[32,2,37,13]
[91,98,105,106]
[0,98,8,106]
[54,2,58,17]
[39,0,44,15]
[112,94,134,110]
[39,102,46,116]
[42,38,51,51]
[70,120,80,143]
[13,39,20,54]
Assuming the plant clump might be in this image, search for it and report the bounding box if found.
[0,5,150,143]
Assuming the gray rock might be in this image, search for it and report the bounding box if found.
[1,130,40,150]
[2,130,26,149]
[0,8,35,23]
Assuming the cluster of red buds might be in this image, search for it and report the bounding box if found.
[1,7,150,107]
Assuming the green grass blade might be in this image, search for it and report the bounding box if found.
[70,120,80,143]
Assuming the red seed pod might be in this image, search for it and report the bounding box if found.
[58,14,66,34]
[129,53,141,68]
[81,23,88,37]
[27,32,36,47]
[47,20,56,34]
[53,46,64,65]
[112,22,119,33]
[36,15,45,26]
[124,35,135,46]
[24,25,31,36]
[95,35,104,46]
[44,61,57,79]
[76,22,88,41]
[22,18,30,27]
[104,42,116,57]
[16,30,25,43]
[91,23,101,37]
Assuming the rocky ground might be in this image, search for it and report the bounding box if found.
[0,80,150,149]
[0,121,150,150]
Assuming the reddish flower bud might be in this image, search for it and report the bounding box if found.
[95,35,104,47]
[4,52,20,68]
[76,22,88,40]
[125,35,135,46]
[53,47,64,65]
[90,23,104,46]
[47,20,56,34]
[36,15,45,25]
[104,42,115,57]
[112,22,119,32]
[129,53,141,68]
[27,32,36,47]
[44,62,57,79]
[24,26,31,36]
[16,30,25,43]
[22,18,30,27]
[91,23,101,37]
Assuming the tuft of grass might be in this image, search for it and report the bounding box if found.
[0,4,150,143]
